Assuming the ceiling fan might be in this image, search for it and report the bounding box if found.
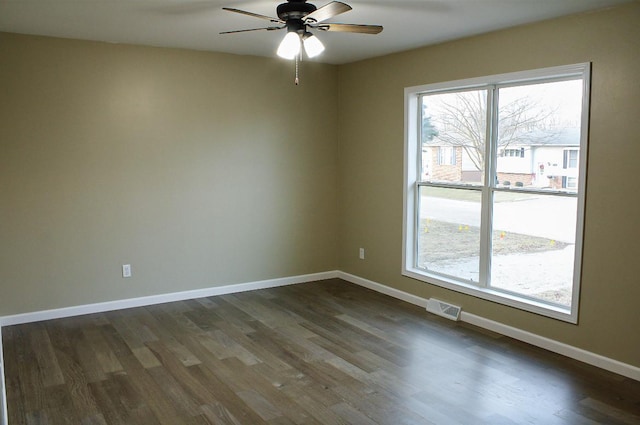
[220,0,383,66]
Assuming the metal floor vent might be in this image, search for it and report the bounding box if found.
[426,298,461,321]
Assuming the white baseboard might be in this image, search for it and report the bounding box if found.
[0,271,339,327]
[0,271,339,424]
[460,312,640,381]
[337,271,640,382]
[1,326,7,425]
[338,271,429,309]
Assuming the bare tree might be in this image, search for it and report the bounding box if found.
[425,91,557,172]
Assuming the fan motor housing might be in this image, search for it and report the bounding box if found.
[277,1,317,21]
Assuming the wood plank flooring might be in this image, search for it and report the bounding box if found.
[3,279,640,424]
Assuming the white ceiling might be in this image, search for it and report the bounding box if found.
[0,0,634,64]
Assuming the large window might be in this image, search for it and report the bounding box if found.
[403,64,590,322]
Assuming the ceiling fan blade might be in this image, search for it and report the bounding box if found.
[220,26,284,34]
[304,1,352,24]
[222,7,283,24]
[316,23,383,34]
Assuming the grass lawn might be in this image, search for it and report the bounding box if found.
[417,189,574,306]
[418,219,567,262]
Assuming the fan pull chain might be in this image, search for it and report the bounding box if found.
[295,53,300,85]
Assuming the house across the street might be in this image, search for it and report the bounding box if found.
[422,127,580,190]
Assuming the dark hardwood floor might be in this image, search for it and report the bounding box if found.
[3,279,640,424]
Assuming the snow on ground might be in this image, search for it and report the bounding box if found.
[428,245,574,307]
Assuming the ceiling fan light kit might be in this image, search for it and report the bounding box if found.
[301,32,325,58]
[277,32,301,59]
[221,0,382,84]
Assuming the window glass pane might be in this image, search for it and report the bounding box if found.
[421,90,488,184]
[490,191,577,307]
[497,80,583,193]
[418,186,481,282]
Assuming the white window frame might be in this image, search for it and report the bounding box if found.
[402,63,590,323]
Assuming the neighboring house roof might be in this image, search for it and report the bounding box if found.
[512,127,581,147]
[424,127,580,148]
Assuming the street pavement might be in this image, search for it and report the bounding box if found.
[420,195,577,242]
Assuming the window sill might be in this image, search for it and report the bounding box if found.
[402,267,577,324]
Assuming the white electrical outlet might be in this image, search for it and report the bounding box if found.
[359,248,365,260]
[122,264,132,278]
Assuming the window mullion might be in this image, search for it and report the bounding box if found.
[478,86,498,288]
[413,95,424,269]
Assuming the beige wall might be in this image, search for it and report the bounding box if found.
[0,33,339,315]
[1,3,639,370]
[338,3,640,367]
